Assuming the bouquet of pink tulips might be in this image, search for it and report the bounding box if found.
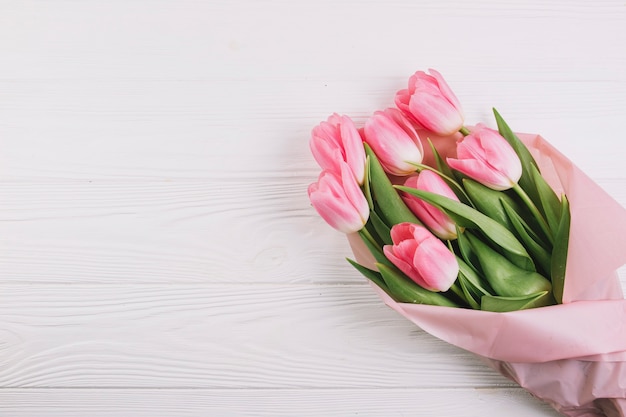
[308,69,626,416]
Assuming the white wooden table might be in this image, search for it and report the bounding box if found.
[1,1,624,415]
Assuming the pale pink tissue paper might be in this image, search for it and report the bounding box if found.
[349,133,626,417]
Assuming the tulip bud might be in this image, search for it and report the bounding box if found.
[401,171,459,240]
[363,108,424,176]
[310,113,366,185]
[383,223,459,292]
[308,161,369,234]
[447,124,522,191]
[395,69,464,136]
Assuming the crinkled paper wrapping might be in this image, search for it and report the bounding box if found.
[348,133,626,417]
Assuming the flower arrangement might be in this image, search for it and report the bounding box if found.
[307,69,626,416]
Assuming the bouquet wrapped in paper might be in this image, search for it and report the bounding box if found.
[307,69,626,417]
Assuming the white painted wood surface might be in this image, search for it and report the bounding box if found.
[0,0,624,415]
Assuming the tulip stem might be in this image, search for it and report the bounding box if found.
[511,184,554,244]
[459,126,471,136]
[360,226,380,249]
[448,280,468,306]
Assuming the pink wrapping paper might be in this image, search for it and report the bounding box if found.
[348,133,626,417]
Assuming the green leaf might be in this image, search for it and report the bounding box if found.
[465,231,552,298]
[463,178,516,229]
[376,263,460,307]
[480,291,554,312]
[396,187,534,271]
[446,281,472,308]
[358,229,392,268]
[551,195,570,304]
[494,108,562,231]
[363,220,384,249]
[369,209,392,245]
[457,257,493,295]
[347,258,389,293]
[457,274,480,310]
[456,227,480,272]
[528,162,563,233]
[364,144,421,227]
[501,199,552,275]
[456,257,492,310]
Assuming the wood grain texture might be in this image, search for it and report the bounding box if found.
[0,0,625,415]
[0,388,561,417]
[0,179,623,285]
[0,284,513,388]
[1,1,625,180]
[0,78,625,181]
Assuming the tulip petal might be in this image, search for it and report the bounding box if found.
[308,170,368,234]
[310,114,367,185]
[389,222,417,244]
[452,125,523,189]
[416,170,458,200]
[309,135,343,173]
[409,223,437,244]
[339,161,369,224]
[338,116,366,184]
[385,223,459,292]
[409,71,440,95]
[413,238,459,292]
[309,186,364,233]
[401,172,458,240]
[476,128,522,180]
[383,244,426,287]
[385,108,424,157]
[428,68,463,114]
[409,93,465,136]
[399,70,465,136]
[364,109,423,176]
[421,204,458,240]
[391,239,420,263]
[447,157,513,191]
[394,89,423,128]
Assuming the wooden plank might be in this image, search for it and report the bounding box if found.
[0,78,625,180]
[0,2,624,416]
[0,179,623,284]
[0,0,624,81]
[0,283,516,388]
[0,388,561,417]
[0,1,625,180]
[0,178,354,284]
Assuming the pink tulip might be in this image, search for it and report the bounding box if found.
[401,171,459,240]
[447,124,522,191]
[308,161,369,234]
[383,223,459,292]
[363,108,424,176]
[310,113,366,185]
[395,69,464,136]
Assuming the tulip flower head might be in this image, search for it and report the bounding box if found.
[395,69,464,136]
[310,113,366,184]
[308,161,369,234]
[447,124,523,191]
[401,171,459,240]
[363,108,424,176]
[383,223,459,292]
